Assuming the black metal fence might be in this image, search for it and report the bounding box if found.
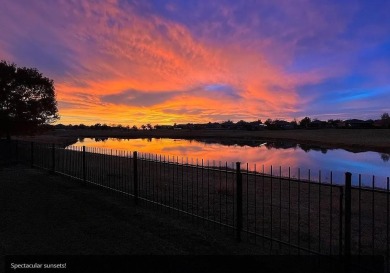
[3,140,389,272]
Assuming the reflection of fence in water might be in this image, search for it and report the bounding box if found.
[9,140,390,272]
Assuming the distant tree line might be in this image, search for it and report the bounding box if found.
[45,113,390,133]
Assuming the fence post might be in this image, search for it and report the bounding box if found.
[30,142,34,168]
[82,146,86,183]
[344,172,352,271]
[51,143,55,172]
[236,161,243,242]
[133,151,138,205]
[339,187,343,256]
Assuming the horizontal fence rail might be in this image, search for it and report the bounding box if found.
[2,140,389,272]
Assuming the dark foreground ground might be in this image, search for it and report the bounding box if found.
[1,164,282,272]
[2,165,381,273]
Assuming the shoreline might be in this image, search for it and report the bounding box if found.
[11,128,390,154]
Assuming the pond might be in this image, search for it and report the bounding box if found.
[69,137,390,188]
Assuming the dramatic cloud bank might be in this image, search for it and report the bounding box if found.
[1,0,389,125]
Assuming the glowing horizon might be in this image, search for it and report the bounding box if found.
[1,1,389,126]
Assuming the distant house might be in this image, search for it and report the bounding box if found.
[205,122,222,130]
[373,119,390,129]
[336,121,346,128]
[307,120,327,129]
[174,124,188,129]
[272,120,295,130]
[221,120,234,129]
[345,119,373,129]
[248,121,267,130]
[154,125,174,130]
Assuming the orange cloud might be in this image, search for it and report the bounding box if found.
[43,1,305,125]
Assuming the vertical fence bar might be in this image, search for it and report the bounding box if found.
[225,162,228,228]
[339,186,343,256]
[232,162,235,236]
[153,154,157,204]
[62,147,66,176]
[288,167,291,254]
[174,156,178,213]
[219,161,222,227]
[168,156,171,210]
[133,151,138,205]
[318,170,321,254]
[186,158,189,214]
[308,169,311,251]
[163,155,166,210]
[207,160,210,222]
[387,177,389,273]
[173,156,178,215]
[51,143,55,172]
[168,156,171,209]
[212,161,216,227]
[145,153,148,202]
[279,166,282,247]
[201,159,204,220]
[45,143,49,169]
[358,174,362,257]
[191,159,194,219]
[101,148,104,186]
[330,172,333,255]
[15,140,19,163]
[82,146,86,183]
[30,142,34,168]
[270,165,273,248]
[120,151,123,197]
[298,168,301,254]
[111,149,114,189]
[246,163,249,241]
[181,157,184,212]
[254,164,257,244]
[154,154,157,206]
[196,159,199,217]
[153,154,160,205]
[372,176,375,256]
[344,172,352,265]
[262,165,265,244]
[236,162,242,242]
[70,146,73,177]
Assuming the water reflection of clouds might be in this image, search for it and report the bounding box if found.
[162,146,204,153]
[70,137,389,187]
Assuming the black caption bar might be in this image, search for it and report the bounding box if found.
[5,255,384,273]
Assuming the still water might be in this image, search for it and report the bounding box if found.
[70,137,390,188]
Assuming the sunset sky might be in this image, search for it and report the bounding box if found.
[1,0,389,126]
